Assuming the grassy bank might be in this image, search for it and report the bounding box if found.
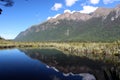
[0,40,120,64]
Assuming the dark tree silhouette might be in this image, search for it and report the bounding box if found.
[0,0,28,14]
[0,0,14,14]
[0,0,14,7]
[0,8,2,14]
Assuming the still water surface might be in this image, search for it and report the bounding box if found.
[0,48,109,80]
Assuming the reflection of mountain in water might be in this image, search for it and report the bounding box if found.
[20,48,115,80]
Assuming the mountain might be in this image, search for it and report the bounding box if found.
[0,36,4,40]
[15,5,120,42]
[0,37,2,40]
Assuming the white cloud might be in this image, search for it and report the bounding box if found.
[52,14,61,18]
[103,0,120,4]
[47,14,60,20]
[64,9,72,13]
[89,0,100,4]
[47,17,52,20]
[64,9,76,13]
[51,3,62,11]
[65,0,78,7]
[80,6,98,14]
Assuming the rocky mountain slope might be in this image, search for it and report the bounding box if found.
[15,5,120,42]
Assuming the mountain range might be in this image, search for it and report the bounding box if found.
[15,4,120,42]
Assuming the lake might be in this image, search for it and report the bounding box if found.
[0,48,114,80]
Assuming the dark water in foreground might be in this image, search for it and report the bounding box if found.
[0,48,113,80]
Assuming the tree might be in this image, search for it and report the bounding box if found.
[0,0,28,14]
[0,8,2,14]
[0,0,14,7]
[0,0,14,14]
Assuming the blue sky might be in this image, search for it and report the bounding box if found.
[0,0,120,39]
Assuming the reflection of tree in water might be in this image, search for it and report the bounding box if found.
[20,48,119,80]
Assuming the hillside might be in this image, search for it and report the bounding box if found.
[0,36,4,40]
[15,5,120,42]
[0,37,2,40]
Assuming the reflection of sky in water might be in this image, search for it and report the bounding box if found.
[46,64,96,80]
[0,49,96,80]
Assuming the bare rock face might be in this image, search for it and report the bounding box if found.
[114,4,120,18]
[115,4,120,9]
[48,12,91,22]
[71,12,91,21]
[92,8,113,17]
[57,12,71,20]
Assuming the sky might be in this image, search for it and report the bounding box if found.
[0,0,120,39]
